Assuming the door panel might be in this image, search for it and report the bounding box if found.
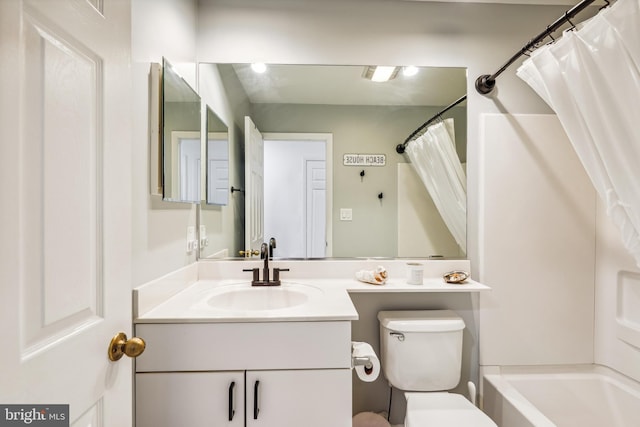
[0,0,132,425]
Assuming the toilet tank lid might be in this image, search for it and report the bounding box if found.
[378,310,465,332]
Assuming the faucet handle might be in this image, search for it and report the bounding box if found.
[272,268,290,283]
[243,268,260,283]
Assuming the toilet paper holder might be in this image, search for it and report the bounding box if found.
[352,356,374,370]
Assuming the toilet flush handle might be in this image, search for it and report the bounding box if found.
[389,331,405,341]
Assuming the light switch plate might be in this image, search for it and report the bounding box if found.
[199,225,208,248]
[187,226,196,253]
[340,208,352,221]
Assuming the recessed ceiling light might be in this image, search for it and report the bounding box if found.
[403,66,419,77]
[251,63,267,73]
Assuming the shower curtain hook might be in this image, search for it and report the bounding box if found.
[547,26,555,42]
[564,12,576,31]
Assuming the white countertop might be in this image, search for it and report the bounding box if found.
[136,279,358,323]
[134,260,490,324]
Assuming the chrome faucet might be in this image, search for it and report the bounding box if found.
[242,242,288,286]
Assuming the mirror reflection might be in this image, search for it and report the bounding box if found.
[162,57,201,203]
[206,106,230,205]
[200,63,467,259]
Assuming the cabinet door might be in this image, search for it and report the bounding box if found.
[136,371,244,427]
[246,369,351,427]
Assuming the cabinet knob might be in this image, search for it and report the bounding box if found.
[108,332,146,361]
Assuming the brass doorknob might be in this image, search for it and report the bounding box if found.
[108,332,146,361]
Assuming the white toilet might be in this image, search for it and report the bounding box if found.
[378,310,497,427]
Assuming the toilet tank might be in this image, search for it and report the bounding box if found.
[378,310,465,391]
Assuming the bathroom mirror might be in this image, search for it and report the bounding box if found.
[205,106,230,205]
[199,63,467,259]
[162,57,202,203]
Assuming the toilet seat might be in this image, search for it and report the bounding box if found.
[404,392,497,427]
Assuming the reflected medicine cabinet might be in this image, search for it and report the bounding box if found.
[150,58,202,204]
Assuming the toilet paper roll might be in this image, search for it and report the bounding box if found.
[352,341,380,382]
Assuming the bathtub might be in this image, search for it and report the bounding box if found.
[482,365,640,427]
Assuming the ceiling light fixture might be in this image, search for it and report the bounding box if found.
[402,66,419,77]
[251,62,267,73]
[363,66,399,82]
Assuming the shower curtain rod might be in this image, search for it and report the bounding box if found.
[475,0,601,94]
[396,94,467,154]
[398,0,602,154]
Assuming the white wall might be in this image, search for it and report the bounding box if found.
[198,63,245,258]
[479,114,596,366]
[131,0,199,286]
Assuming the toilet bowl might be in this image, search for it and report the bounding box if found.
[378,310,497,427]
[404,392,496,427]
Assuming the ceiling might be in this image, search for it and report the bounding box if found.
[229,64,467,107]
[399,0,605,5]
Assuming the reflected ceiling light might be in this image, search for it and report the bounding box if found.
[402,66,419,77]
[251,62,267,73]
[363,66,399,82]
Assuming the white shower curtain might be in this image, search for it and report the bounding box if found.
[517,0,640,267]
[406,118,467,253]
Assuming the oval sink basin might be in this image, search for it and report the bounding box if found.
[205,282,322,311]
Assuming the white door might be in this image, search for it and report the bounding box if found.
[0,0,134,426]
[179,138,201,203]
[245,116,265,252]
[207,136,230,205]
[262,133,333,258]
[305,160,327,257]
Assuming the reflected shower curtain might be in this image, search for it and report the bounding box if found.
[406,118,467,253]
[516,0,640,267]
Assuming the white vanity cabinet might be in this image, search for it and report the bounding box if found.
[134,321,352,427]
[244,369,350,426]
[136,371,245,427]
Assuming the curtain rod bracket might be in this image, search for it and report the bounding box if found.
[475,75,496,95]
[396,144,406,154]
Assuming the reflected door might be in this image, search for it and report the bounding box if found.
[179,137,201,202]
[208,137,230,205]
[0,0,133,425]
[306,160,326,257]
[245,116,265,252]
